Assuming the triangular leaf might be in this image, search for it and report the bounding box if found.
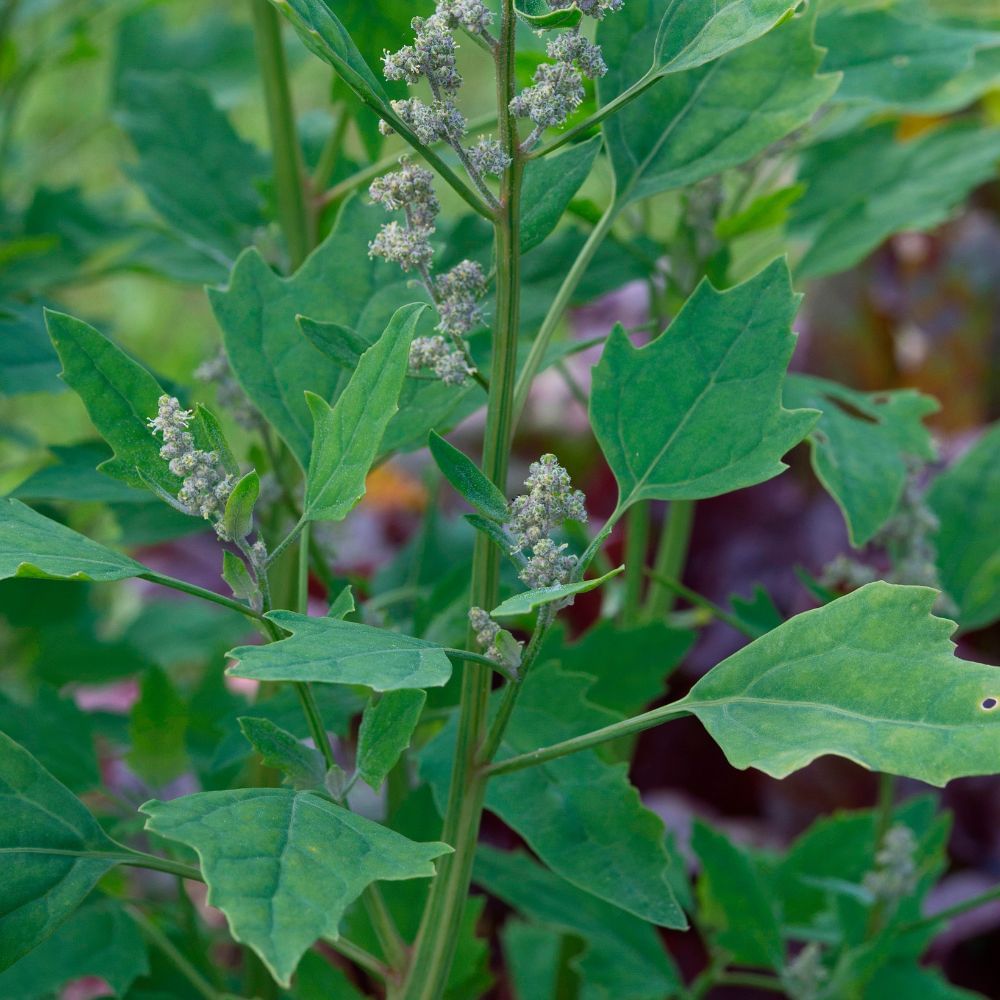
[238,717,328,791]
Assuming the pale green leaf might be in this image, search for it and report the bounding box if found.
[356,689,426,791]
[227,612,453,691]
[928,422,1000,631]
[223,470,259,541]
[141,789,450,986]
[514,0,582,30]
[304,304,423,521]
[428,431,509,523]
[785,375,938,546]
[222,550,257,601]
[678,582,1000,786]
[491,567,624,618]
[591,259,817,511]
[238,717,328,791]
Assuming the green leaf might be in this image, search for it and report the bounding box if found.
[127,667,190,788]
[514,0,582,30]
[601,8,838,206]
[863,963,982,1000]
[356,690,426,791]
[791,121,1000,279]
[692,820,781,969]
[928,422,1000,631]
[227,612,453,691]
[141,789,450,987]
[222,550,257,601]
[423,662,687,927]
[429,431,509,523]
[238,717,327,791]
[12,443,148,503]
[0,733,122,972]
[715,184,806,240]
[678,582,1000,786]
[222,470,259,541]
[297,317,371,372]
[0,301,62,396]
[785,375,938,546]
[0,499,146,582]
[0,900,148,1000]
[500,921,564,1000]
[476,846,683,1000]
[491,567,624,618]
[729,584,783,637]
[591,259,817,512]
[117,72,268,260]
[520,137,601,253]
[304,304,423,521]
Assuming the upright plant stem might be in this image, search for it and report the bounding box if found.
[622,502,651,625]
[251,0,313,268]
[400,5,522,996]
[644,499,695,620]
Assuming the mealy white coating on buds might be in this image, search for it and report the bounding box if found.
[546,31,607,78]
[369,159,439,228]
[551,0,623,18]
[468,136,511,177]
[469,606,500,651]
[368,220,434,272]
[863,824,919,903]
[437,0,493,33]
[409,335,475,385]
[520,537,579,589]
[384,13,461,94]
[782,944,828,1000]
[435,260,487,337]
[390,97,466,145]
[508,454,588,551]
[510,60,584,130]
[148,395,236,527]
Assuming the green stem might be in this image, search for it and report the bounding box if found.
[139,571,266,624]
[621,502,650,625]
[266,515,307,568]
[645,570,757,639]
[400,6,523,996]
[120,850,205,882]
[327,935,389,980]
[252,0,313,268]
[900,883,1000,935]
[643,499,695,619]
[363,884,409,974]
[126,907,223,1000]
[311,100,350,190]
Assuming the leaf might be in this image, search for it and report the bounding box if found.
[356,690,426,791]
[791,121,1000,279]
[500,921,564,1000]
[0,499,146,582]
[491,567,624,618]
[729,584,783,637]
[12,443,147,503]
[600,8,838,206]
[127,667,190,788]
[227,612,453,691]
[928,422,1000,631]
[238,717,327,791]
[715,184,806,240]
[863,963,983,1000]
[677,582,1000,786]
[514,0,582,30]
[692,820,782,969]
[0,733,123,971]
[0,301,61,396]
[222,550,257,601]
[476,846,683,1000]
[117,73,268,260]
[304,304,423,521]
[422,662,687,927]
[141,789,450,986]
[297,317,371,371]
[429,431,509,523]
[0,900,148,1000]
[520,137,601,253]
[590,259,817,512]
[785,375,938,546]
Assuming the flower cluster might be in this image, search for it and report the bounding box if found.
[863,824,918,903]
[507,454,588,589]
[148,395,236,529]
[194,349,260,431]
[408,335,474,385]
[469,606,523,674]
[782,944,828,1000]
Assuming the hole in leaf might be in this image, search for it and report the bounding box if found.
[981,697,997,711]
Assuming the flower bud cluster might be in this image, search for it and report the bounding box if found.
[469,606,523,674]
[863,824,918,903]
[409,335,475,385]
[783,944,828,1000]
[148,395,236,526]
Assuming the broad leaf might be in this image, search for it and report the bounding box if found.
[514,0,581,30]
[141,789,450,986]
[591,259,817,512]
[227,612,453,691]
[428,431,509,523]
[501,921,563,1000]
[678,582,1000,785]
[304,304,423,520]
[0,301,61,396]
[491,567,624,618]
[520,136,601,253]
[601,9,838,206]
[477,846,683,1000]
[423,662,687,927]
[356,690,426,791]
[863,963,982,1000]
[12,443,147,503]
[127,667,190,787]
[928,422,1000,631]
[791,121,1000,279]
[785,375,938,546]
[239,717,328,792]
[0,733,123,971]
[0,499,145,583]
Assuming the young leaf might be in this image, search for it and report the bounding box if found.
[127,667,190,787]
[784,375,939,546]
[428,431,509,523]
[222,550,257,601]
[514,0,581,30]
[141,789,450,987]
[304,303,424,521]
[490,566,624,618]
[356,689,426,791]
[227,612,453,691]
[678,582,1000,786]
[222,470,260,541]
[590,259,817,512]
[928,422,1000,632]
[238,717,328,791]
[297,317,370,371]
[0,499,146,583]
[422,662,687,928]
[0,733,123,971]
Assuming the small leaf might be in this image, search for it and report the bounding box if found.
[464,513,512,555]
[238,717,327,791]
[127,667,189,787]
[227,612,453,691]
[590,259,817,511]
[327,584,356,619]
[679,582,1000,786]
[222,470,260,541]
[13,443,146,503]
[222,550,257,601]
[356,690,426,791]
[141,789,450,986]
[297,317,370,371]
[715,184,806,240]
[0,499,146,582]
[304,303,425,520]
[491,566,624,618]
[514,0,582,30]
[429,431,509,523]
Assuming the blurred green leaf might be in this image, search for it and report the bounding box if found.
[0,301,61,396]
[356,689,426,791]
[127,667,190,788]
[238,717,328,791]
[12,443,147,503]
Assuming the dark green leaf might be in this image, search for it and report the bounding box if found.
[500,920,564,1000]
[141,789,450,986]
[729,584,783,637]
[127,668,190,787]
[12,443,147,503]
[491,567,624,618]
[429,431,509,523]
[0,301,61,396]
[863,963,982,1000]
[297,317,370,371]
[356,690,426,791]
[591,259,817,512]
[238,717,327,791]
[223,471,259,541]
